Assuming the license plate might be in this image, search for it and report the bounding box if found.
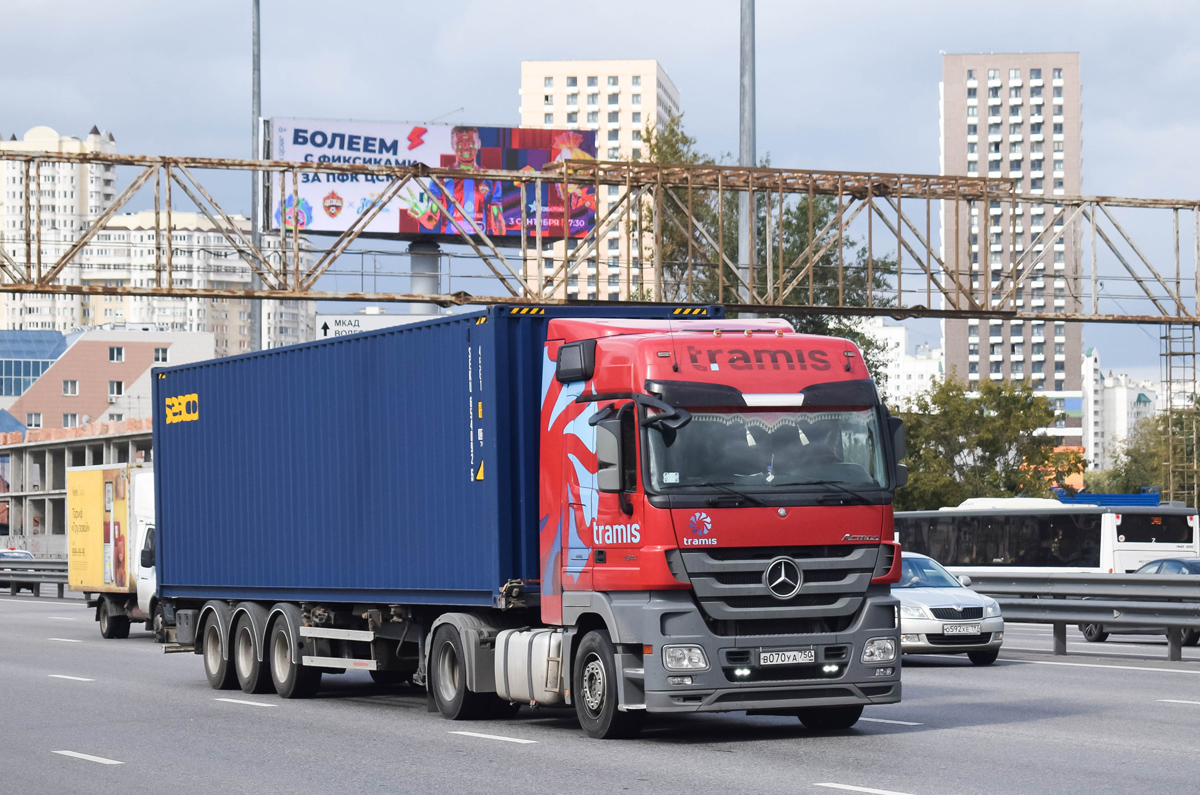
[942,623,981,636]
[759,649,816,666]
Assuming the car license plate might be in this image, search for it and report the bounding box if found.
[943,623,981,635]
[759,649,815,666]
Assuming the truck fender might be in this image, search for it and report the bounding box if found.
[196,600,234,659]
[426,612,510,694]
[231,602,271,663]
[267,603,305,665]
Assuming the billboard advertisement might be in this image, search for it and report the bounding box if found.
[267,118,597,243]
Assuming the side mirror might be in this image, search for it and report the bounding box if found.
[957,574,972,587]
[140,547,154,569]
[894,463,909,489]
[596,417,622,493]
[888,415,906,462]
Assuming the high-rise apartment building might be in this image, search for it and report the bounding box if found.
[0,126,118,332]
[519,59,681,301]
[76,210,315,352]
[940,53,1084,444]
[1,127,314,352]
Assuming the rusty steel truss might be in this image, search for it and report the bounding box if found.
[0,150,1196,326]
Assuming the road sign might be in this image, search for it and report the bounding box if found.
[315,314,424,339]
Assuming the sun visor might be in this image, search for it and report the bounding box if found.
[798,379,880,407]
[644,380,746,407]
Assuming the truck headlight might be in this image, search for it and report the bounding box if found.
[862,637,897,663]
[899,605,927,620]
[662,644,709,671]
[984,600,1002,618]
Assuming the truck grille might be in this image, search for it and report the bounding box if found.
[681,545,878,624]
[929,607,983,620]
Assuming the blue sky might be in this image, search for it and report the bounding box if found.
[3,0,1197,378]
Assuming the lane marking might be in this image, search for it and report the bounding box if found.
[0,597,88,606]
[448,731,537,744]
[214,698,277,708]
[53,750,123,765]
[1007,658,1200,675]
[48,675,94,682]
[47,638,82,643]
[48,616,77,621]
[1003,645,1199,660]
[860,717,922,726]
[1159,699,1200,705]
[813,784,915,795]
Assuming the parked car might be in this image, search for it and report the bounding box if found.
[0,548,36,594]
[1081,558,1200,645]
[896,552,1005,665]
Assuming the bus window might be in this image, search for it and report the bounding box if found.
[1116,514,1193,544]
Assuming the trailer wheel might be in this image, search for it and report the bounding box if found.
[796,705,864,731]
[573,630,644,739]
[268,619,321,699]
[234,616,274,694]
[98,599,130,640]
[428,624,490,720]
[202,618,237,690]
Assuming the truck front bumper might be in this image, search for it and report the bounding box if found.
[564,587,901,714]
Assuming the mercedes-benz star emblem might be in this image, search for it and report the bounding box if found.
[764,556,803,600]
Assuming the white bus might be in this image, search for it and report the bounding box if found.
[895,498,1199,575]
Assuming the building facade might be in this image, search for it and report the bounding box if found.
[0,126,118,331]
[519,59,681,301]
[5,329,214,431]
[868,318,945,409]
[940,53,1084,444]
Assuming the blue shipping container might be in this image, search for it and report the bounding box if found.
[153,304,723,606]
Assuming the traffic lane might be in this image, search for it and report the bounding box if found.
[4,615,1200,795]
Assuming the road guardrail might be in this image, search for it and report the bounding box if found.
[0,559,69,598]
[964,572,1200,662]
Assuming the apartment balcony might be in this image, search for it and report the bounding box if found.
[967,78,978,88]
[988,97,1002,106]
[989,133,1003,143]
[1009,78,1023,87]
[1031,298,1046,308]
[988,115,1002,125]
[989,372,1004,380]
[1052,78,1064,87]
[1030,78,1044,88]
[1030,133,1044,142]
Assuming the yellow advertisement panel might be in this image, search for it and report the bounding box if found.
[68,467,135,593]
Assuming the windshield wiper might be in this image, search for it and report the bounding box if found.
[686,481,767,507]
[769,479,872,504]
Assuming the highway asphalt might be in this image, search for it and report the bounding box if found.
[3,595,1200,795]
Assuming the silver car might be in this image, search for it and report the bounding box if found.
[896,553,1004,665]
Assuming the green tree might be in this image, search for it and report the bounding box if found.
[895,378,1086,511]
[1084,415,1164,493]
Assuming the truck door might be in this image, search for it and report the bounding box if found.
[562,401,598,592]
[588,402,645,590]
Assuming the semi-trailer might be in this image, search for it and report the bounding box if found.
[152,304,906,738]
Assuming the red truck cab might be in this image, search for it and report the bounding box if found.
[538,317,904,734]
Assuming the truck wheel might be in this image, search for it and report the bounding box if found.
[98,600,130,640]
[202,619,238,690]
[234,616,274,694]
[1081,624,1108,643]
[796,705,864,731]
[1184,630,1200,647]
[573,630,644,739]
[968,649,1000,665]
[150,603,167,643]
[429,624,491,720]
[268,620,321,699]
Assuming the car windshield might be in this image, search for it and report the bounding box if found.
[896,556,962,588]
[1187,561,1200,574]
[0,550,33,559]
[646,407,887,493]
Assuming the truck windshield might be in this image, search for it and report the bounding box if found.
[646,407,888,493]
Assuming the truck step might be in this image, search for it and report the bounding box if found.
[299,626,375,642]
[161,643,194,654]
[302,655,378,671]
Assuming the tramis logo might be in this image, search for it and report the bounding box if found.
[685,512,717,546]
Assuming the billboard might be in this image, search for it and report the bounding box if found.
[267,118,597,243]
